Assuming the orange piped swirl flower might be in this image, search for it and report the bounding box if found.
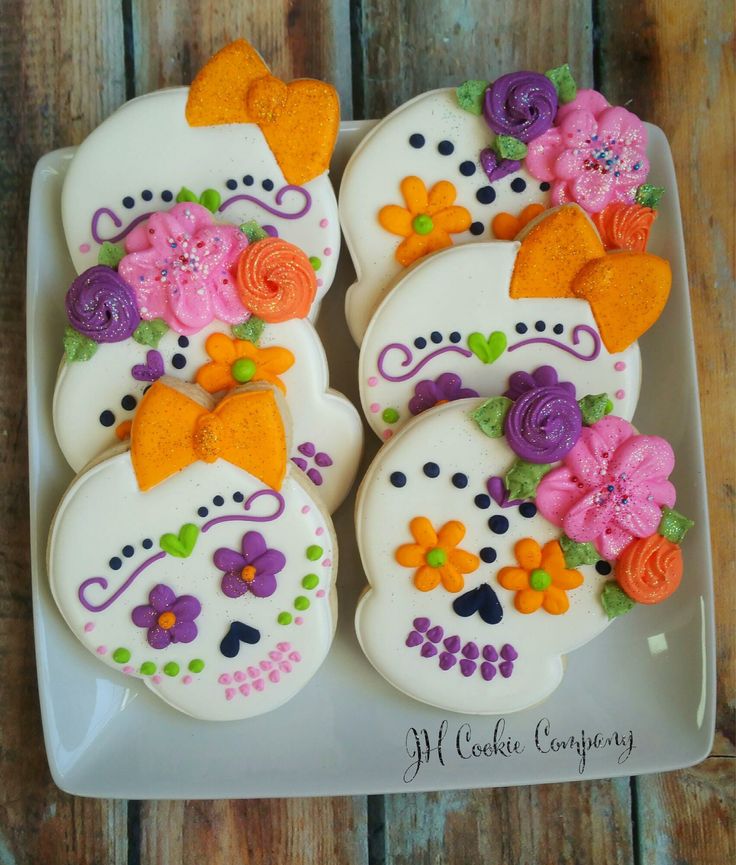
[498,538,583,615]
[195,333,295,395]
[395,516,480,593]
[616,534,682,604]
[592,202,656,252]
[236,237,317,322]
[379,176,472,267]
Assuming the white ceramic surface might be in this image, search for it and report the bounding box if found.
[28,121,715,798]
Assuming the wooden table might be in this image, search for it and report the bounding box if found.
[1,2,733,862]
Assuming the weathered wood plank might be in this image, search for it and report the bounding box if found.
[0,2,128,861]
[353,0,594,118]
[131,0,353,116]
[138,797,369,865]
[598,0,735,757]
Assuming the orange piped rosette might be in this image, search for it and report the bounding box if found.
[236,237,317,323]
[616,534,682,604]
[591,202,656,252]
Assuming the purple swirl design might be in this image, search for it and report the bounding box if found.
[505,385,583,463]
[91,209,153,245]
[66,265,140,342]
[483,71,558,143]
[377,343,473,383]
[218,184,312,220]
[507,324,601,362]
[201,489,285,533]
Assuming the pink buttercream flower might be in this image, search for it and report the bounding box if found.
[118,203,249,335]
[525,89,649,213]
[535,416,675,560]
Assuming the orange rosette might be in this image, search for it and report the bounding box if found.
[616,534,682,604]
[236,237,317,323]
[592,202,656,252]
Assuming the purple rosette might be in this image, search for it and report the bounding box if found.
[504,384,583,463]
[65,264,140,343]
[483,71,558,143]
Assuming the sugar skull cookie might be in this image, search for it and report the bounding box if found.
[355,382,692,714]
[359,205,672,440]
[341,65,660,343]
[49,379,338,721]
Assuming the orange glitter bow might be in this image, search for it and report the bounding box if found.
[130,378,287,492]
[185,40,339,187]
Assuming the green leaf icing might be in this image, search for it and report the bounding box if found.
[160,523,200,558]
[635,183,665,209]
[63,326,98,362]
[239,220,269,243]
[198,188,221,213]
[467,330,507,364]
[97,241,125,269]
[578,393,613,426]
[176,186,199,203]
[456,79,489,115]
[545,64,578,103]
[505,459,552,500]
[491,135,528,160]
[601,581,635,620]
[471,397,512,438]
[232,316,265,344]
[658,506,694,543]
[133,318,169,348]
[560,533,600,567]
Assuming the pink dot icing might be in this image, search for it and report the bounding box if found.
[280,661,292,673]
[239,683,250,696]
[253,679,265,691]
[123,665,134,675]
[269,670,281,683]
[319,218,329,228]
[79,243,91,253]
[260,660,273,671]
[615,389,625,399]
[295,617,304,625]
[248,666,260,678]
[225,688,236,701]
[269,651,283,661]
[182,675,192,685]
[316,278,324,288]
[96,646,107,655]
[316,526,324,536]
[234,671,246,682]
[322,558,332,567]
[152,674,162,684]
[84,622,94,632]
[614,361,627,371]
[316,589,326,598]
[370,403,380,413]
[382,429,393,440]
[301,505,311,514]
[289,651,302,662]
[323,247,333,256]
[367,376,379,387]
[277,641,291,652]
[218,673,232,685]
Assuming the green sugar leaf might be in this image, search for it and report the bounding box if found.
[63,326,98,362]
[658,506,694,543]
[560,533,600,568]
[491,135,528,160]
[198,188,221,213]
[97,241,125,269]
[456,79,489,115]
[601,581,635,620]
[176,186,199,203]
[133,318,169,348]
[471,397,512,438]
[232,316,265,345]
[545,64,578,103]
[239,220,269,243]
[635,183,665,209]
[505,459,552,500]
[578,393,612,426]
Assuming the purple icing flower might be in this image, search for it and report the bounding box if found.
[66,265,141,343]
[409,373,479,416]
[214,531,285,599]
[504,365,575,401]
[483,71,558,143]
[131,584,201,649]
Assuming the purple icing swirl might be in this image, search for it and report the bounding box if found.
[504,385,582,463]
[483,71,558,143]
[66,265,140,343]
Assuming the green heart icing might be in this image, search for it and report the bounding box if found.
[232,316,265,344]
[658,506,694,543]
[467,330,507,364]
[97,241,125,269]
[456,79,489,115]
[160,523,200,558]
[176,186,199,203]
[63,326,98,362]
[560,533,600,567]
[198,188,222,213]
[471,397,512,438]
[239,220,269,243]
[601,582,635,620]
[545,64,578,104]
[133,318,169,348]
[505,459,552,500]
[578,393,614,426]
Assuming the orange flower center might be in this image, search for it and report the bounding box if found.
[158,611,176,630]
[241,565,257,583]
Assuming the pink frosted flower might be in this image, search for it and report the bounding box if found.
[535,416,675,560]
[118,203,249,335]
[525,89,649,213]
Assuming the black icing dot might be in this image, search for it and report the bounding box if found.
[142,538,153,550]
[121,394,137,411]
[243,175,254,186]
[409,133,425,148]
[213,495,224,506]
[476,186,496,205]
[459,160,476,176]
[390,471,407,488]
[197,506,209,518]
[438,140,454,155]
[423,462,440,478]
[553,324,564,335]
[109,557,122,570]
[141,189,153,202]
[480,547,497,564]
[469,221,484,236]
[474,494,491,509]
[122,545,135,558]
[414,337,427,349]
[122,196,135,209]
[172,353,186,369]
[488,515,510,534]
[449,331,461,343]
[452,473,468,489]
[430,331,442,344]
[178,335,190,348]
[515,323,528,334]
[225,179,237,190]
[534,320,546,332]
[519,502,537,518]
[99,410,115,427]
[596,561,613,576]
[262,179,274,191]
[233,492,244,502]
[540,181,551,192]
[161,190,173,202]
[510,177,527,193]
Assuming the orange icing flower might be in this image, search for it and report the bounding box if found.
[491,203,546,240]
[395,516,480,593]
[378,176,472,267]
[592,202,656,252]
[195,332,294,394]
[498,538,583,614]
[616,534,682,604]
[236,237,317,322]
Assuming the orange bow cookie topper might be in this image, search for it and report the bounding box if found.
[185,40,339,187]
[130,378,287,492]
[508,205,672,353]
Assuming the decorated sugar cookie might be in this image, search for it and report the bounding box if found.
[340,64,661,342]
[355,385,691,714]
[49,379,338,722]
[360,205,673,440]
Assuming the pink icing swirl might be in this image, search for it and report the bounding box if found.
[65,265,140,342]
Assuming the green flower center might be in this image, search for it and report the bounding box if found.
[412,214,434,235]
[530,568,552,591]
[231,357,257,383]
[426,547,447,568]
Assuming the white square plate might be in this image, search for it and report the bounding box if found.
[28,121,715,798]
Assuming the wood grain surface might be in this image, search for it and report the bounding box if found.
[0,1,732,863]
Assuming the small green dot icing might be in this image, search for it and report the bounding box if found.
[302,573,319,590]
[382,408,400,424]
[306,544,323,561]
[530,568,552,591]
[140,661,156,676]
[231,357,257,382]
[309,256,322,271]
[294,596,310,611]
[163,662,180,677]
[188,659,205,673]
[278,611,293,625]
[112,647,131,664]
[412,214,434,235]
[426,547,447,568]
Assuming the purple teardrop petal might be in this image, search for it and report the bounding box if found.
[500,644,518,661]
[459,659,477,677]
[307,468,323,486]
[482,645,499,662]
[462,642,479,660]
[481,662,497,681]
[298,442,316,457]
[443,635,461,654]
[420,642,438,658]
[413,617,430,633]
[439,652,457,670]
[291,457,308,471]
[315,452,333,467]
[499,660,514,678]
[406,631,423,648]
[426,625,444,643]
